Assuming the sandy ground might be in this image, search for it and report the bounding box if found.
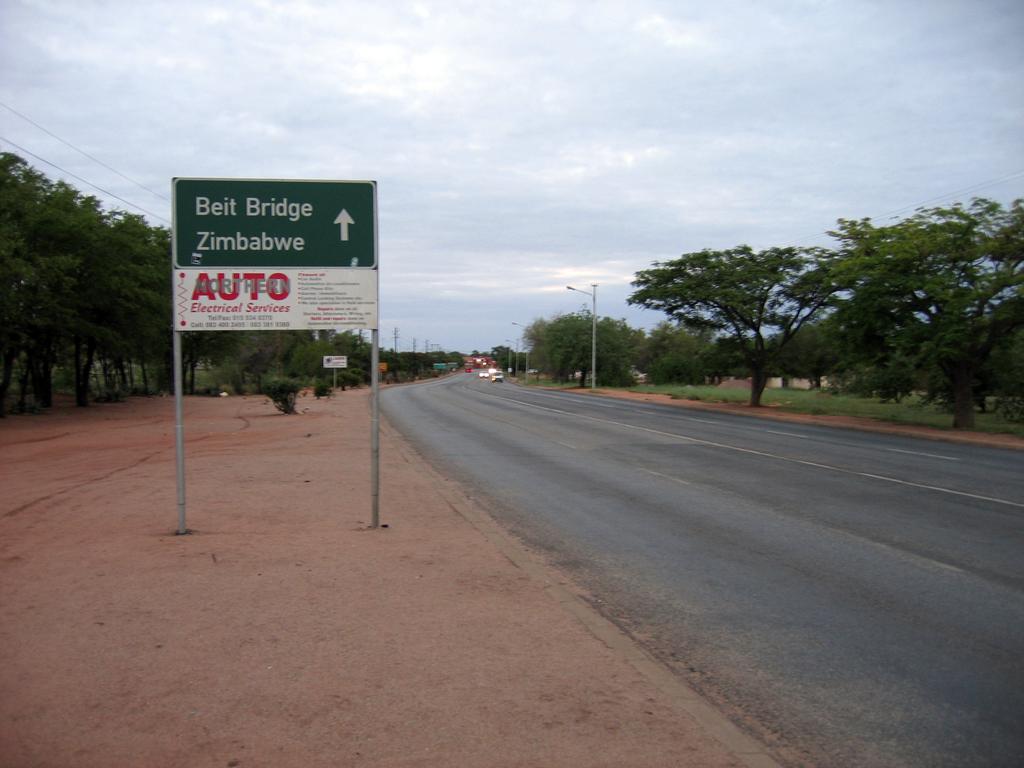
[0,388,768,768]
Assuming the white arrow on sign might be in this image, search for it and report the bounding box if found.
[334,209,355,241]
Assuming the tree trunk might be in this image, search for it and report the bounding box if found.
[74,338,83,404]
[951,362,976,429]
[749,366,768,407]
[27,343,54,408]
[16,364,30,412]
[75,337,96,407]
[0,348,15,417]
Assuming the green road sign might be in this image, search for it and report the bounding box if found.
[173,178,376,269]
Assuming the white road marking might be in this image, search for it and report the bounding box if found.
[641,468,692,485]
[480,392,1024,510]
[764,429,808,439]
[882,447,959,461]
[822,523,967,576]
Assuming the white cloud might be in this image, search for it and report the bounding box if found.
[521,142,672,185]
[1,0,1022,351]
[634,13,712,50]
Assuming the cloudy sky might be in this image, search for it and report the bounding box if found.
[2,0,1022,353]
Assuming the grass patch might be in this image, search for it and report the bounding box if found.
[622,385,1024,437]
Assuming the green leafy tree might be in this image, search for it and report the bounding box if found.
[25,180,104,407]
[533,313,592,384]
[96,213,170,395]
[830,199,1024,428]
[990,328,1024,421]
[181,332,241,394]
[286,337,336,380]
[524,312,641,386]
[630,246,838,406]
[0,154,49,411]
[0,153,172,409]
[642,322,710,385]
[775,323,839,389]
[595,316,643,386]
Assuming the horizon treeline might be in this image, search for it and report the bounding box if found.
[3,152,1021,428]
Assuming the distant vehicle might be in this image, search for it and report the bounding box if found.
[491,372,504,382]
[478,371,490,378]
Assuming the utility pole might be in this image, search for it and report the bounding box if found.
[567,284,598,389]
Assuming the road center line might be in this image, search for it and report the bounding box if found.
[481,391,1024,510]
[882,446,959,461]
[641,468,692,485]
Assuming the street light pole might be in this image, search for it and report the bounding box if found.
[512,321,526,381]
[567,284,597,390]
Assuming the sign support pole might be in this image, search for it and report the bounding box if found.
[371,329,380,528]
[172,326,187,535]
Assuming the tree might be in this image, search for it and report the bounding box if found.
[0,153,172,410]
[641,322,711,385]
[0,154,48,412]
[629,246,838,406]
[990,327,1024,421]
[594,316,644,386]
[830,199,1024,428]
[532,312,592,384]
[523,313,641,386]
[775,322,839,389]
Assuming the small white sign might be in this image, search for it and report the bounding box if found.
[323,356,348,369]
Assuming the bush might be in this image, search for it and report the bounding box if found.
[94,389,126,403]
[313,380,332,399]
[995,395,1024,422]
[262,377,301,414]
[338,369,363,390]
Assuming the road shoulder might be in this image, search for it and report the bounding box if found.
[561,386,1024,451]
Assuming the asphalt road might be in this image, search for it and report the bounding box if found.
[382,374,1024,768]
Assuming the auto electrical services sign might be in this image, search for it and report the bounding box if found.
[172,178,378,331]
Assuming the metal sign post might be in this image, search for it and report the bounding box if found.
[171,178,380,533]
[172,321,187,535]
[371,329,380,528]
[323,356,348,390]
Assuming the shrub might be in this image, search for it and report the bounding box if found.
[995,395,1024,423]
[313,380,332,399]
[262,377,301,414]
[338,370,362,390]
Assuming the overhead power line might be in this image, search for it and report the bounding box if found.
[870,169,1024,222]
[0,100,169,203]
[784,168,1024,247]
[0,135,170,225]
